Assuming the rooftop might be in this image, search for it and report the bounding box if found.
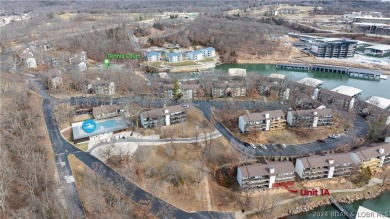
[240,109,285,122]
[166,52,182,57]
[93,105,123,117]
[141,105,185,119]
[238,161,295,178]
[366,96,390,109]
[331,85,362,97]
[297,78,323,87]
[353,143,390,161]
[299,153,354,169]
[365,44,390,51]
[145,51,162,56]
[72,117,129,140]
[290,108,332,117]
[269,73,286,80]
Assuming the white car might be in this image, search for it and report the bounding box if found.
[329,134,341,139]
[250,143,256,149]
[259,144,267,150]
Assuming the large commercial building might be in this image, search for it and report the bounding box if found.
[238,110,286,133]
[286,108,333,127]
[310,40,357,58]
[295,153,354,180]
[140,105,186,128]
[237,161,295,189]
[350,143,390,173]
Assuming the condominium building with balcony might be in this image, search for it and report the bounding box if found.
[237,161,295,189]
[163,83,200,99]
[350,143,390,173]
[286,108,333,127]
[212,81,246,98]
[295,153,354,180]
[140,105,186,128]
[310,40,357,58]
[238,110,286,133]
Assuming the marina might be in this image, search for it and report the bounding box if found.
[276,63,383,80]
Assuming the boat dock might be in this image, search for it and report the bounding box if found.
[275,63,310,70]
[329,196,354,219]
[276,63,383,80]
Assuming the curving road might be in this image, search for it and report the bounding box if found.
[30,79,234,218]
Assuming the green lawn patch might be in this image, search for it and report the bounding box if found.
[198,57,214,62]
[166,60,197,66]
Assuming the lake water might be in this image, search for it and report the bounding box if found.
[215,64,390,99]
[287,191,390,219]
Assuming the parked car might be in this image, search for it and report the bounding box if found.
[243,142,250,147]
[250,143,256,149]
[281,143,286,148]
[317,139,325,143]
[259,144,267,150]
[329,134,340,139]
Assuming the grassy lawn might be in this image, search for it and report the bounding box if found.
[147,61,162,67]
[165,60,197,66]
[198,57,214,62]
[76,142,89,151]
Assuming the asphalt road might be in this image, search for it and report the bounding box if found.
[31,79,235,219]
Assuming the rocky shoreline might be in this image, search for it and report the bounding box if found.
[277,184,390,218]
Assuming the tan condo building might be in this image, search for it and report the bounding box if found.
[238,110,286,133]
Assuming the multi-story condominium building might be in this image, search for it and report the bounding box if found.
[166,52,182,63]
[294,92,325,110]
[286,108,333,127]
[93,105,124,120]
[163,83,200,99]
[295,153,354,180]
[318,89,355,110]
[310,40,357,58]
[349,143,390,173]
[212,82,246,98]
[201,47,216,57]
[140,105,186,128]
[238,110,286,133]
[145,51,162,62]
[83,80,116,96]
[187,47,215,60]
[237,161,295,189]
[187,50,204,61]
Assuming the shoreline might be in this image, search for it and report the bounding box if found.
[275,183,390,218]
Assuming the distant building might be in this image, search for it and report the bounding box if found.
[318,89,355,110]
[331,85,362,98]
[51,76,63,89]
[286,108,333,127]
[310,40,357,58]
[350,143,390,173]
[187,50,204,61]
[69,51,87,71]
[297,78,323,88]
[140,105,186,128]
[364,44,390,56]
[294,92,325,110]
[237,162,295,189]
[238,110,286,133]
[145,51,162,62]
[212,81,246,97]
[366,96,390,110]
[163,83,200,99]
[93,105,124,120]
[84,80,115,95]
[166,52,182,63]
[228,68,247,77]
[187,47,215,60]
[295,153,354,180]
[352,17,390,24]
[20,48,37,69]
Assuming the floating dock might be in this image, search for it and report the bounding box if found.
[329,196,354,219]
[276,63,383,80]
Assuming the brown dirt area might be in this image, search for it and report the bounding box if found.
[69,155,155,219]
[213,108,346,145]
[109,136,244,212]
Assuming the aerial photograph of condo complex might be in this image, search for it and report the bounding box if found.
[1,0,390,219]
